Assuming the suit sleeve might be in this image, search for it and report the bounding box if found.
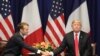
[53,35,67,55]
[83,34,92,56]
[14,36,38,53]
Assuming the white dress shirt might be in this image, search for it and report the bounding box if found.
[74,32,80,41]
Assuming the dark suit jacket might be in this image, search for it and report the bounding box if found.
[53,31,92,56]
[1,32,38,56]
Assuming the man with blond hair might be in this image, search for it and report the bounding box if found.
[44,19,92,56]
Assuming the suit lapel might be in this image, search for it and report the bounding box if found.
[70,32,75,51]
[17,32,24,40]
[79,31,84,51]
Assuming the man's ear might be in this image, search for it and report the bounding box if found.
[20,29,23,32]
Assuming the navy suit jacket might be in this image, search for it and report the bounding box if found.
[53,31,92,56]
[1,32,38,56]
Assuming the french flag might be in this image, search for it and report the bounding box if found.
[21,0,44,55]
[65,0,90,34]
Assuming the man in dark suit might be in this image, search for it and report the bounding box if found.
[43,19,92,56]
[1,22,43,56]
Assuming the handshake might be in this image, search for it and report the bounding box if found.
[41,51,53,56]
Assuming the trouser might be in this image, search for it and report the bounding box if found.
[1,53,15,56]
[3,54,15,56]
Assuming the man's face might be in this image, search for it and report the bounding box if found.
[20,25,29,35]
[72,21,81,33]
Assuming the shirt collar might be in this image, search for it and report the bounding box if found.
[19,32,24,37]
[74,31,80,40]
[19,32,27,39]
[74,31,80,36]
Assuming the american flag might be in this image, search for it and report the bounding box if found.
[0,0,14,40]
[44,0,65,49]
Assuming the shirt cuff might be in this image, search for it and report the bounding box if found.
[37,50,41,54]
[50,51,54,56]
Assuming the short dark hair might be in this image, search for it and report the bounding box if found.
[17,22,29,29]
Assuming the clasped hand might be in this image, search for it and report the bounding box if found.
[41,51,52,56]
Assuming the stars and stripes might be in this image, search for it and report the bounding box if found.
[0,0,14,40]
[44,0,65,49]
